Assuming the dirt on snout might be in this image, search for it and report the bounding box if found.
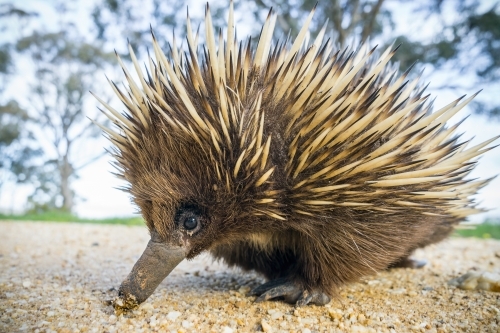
[1,221,499,333]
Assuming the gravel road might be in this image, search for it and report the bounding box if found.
[1,221,499,333]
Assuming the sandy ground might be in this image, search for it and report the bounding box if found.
[1,222,499,333]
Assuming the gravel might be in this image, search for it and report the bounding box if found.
[1,221,500,333]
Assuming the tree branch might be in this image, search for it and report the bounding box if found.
[344,0,361,37]
[74,150,107,171]
[331,0,346,45]
[361,0,385,43]
[69,120,97,143]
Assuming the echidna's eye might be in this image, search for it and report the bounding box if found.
[183,216,198,230]
[175,202,205,232]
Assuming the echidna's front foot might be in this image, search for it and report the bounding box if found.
[249,278,330,306]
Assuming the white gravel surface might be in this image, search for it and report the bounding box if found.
[1,221,500,333]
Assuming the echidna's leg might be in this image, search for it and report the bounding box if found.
[389,219,456,270]
[243,249,330,306]
[211,241,331,306]
[250,280,330,306]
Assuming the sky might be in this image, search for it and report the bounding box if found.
[0,0,499,221]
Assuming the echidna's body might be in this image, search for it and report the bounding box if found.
[94,2,498,309]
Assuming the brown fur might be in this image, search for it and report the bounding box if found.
[95,2,497,298]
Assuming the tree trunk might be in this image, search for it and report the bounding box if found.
[60,155,74,212]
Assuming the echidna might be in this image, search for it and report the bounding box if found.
[93,1,498,310]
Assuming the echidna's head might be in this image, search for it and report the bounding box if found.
[126,116,275,260]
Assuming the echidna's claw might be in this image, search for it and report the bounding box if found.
[296,290,330,307]
[250,280,330,306]
[254,282,301,303]
[248,278,289,296]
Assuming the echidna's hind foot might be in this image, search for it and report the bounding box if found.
[389,257,427,269]
[249,278,330,306]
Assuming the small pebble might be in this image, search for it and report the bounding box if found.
[261,319,272,332]
[222,327,233,333]
[166,311,181,321]
[141,302,154,311]
[270,311,283,320]
[328,309,342,320]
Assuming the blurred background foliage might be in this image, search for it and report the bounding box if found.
[0,0,499,233]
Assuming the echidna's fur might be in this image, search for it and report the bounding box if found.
[94,2,498,305]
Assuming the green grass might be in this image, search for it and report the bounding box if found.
[0,210,144,226]
[453,222,500,240]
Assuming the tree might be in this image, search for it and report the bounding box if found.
[91,0,500,119]
[14,29,115,212]
[252,0,500,118]
[0,4,41,200]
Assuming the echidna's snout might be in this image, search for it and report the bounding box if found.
[113,238,186,313]
[113,202,209,313]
